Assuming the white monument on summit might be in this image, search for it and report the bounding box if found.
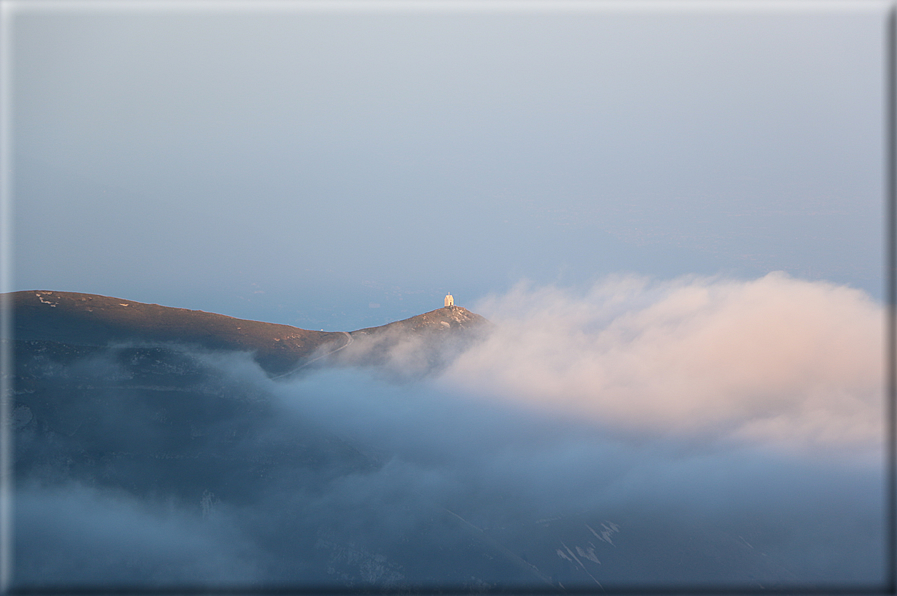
[444,293,454,307]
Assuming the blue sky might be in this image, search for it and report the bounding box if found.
[6,0,887,330]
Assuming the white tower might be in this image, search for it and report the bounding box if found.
[444,293,454,307]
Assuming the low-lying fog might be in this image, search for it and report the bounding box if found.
[15,273,886,588]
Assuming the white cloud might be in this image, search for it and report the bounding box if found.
[441,272,883,455]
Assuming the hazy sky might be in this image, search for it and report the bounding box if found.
[6,0,888,330]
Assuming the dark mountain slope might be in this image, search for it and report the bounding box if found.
[10,291,509,585]
[12,290,340,375]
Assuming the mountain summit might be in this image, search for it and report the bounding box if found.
[328,304,490,377]
[353,304,487,336]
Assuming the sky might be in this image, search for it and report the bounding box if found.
[4,0,894,588]
[5,0,887,331]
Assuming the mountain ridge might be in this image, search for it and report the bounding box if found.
[8,290,488,375]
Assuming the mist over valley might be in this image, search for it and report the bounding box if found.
[8,276,885,589]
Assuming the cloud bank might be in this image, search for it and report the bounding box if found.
[441,272,883,455]
[263,274,885,583]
